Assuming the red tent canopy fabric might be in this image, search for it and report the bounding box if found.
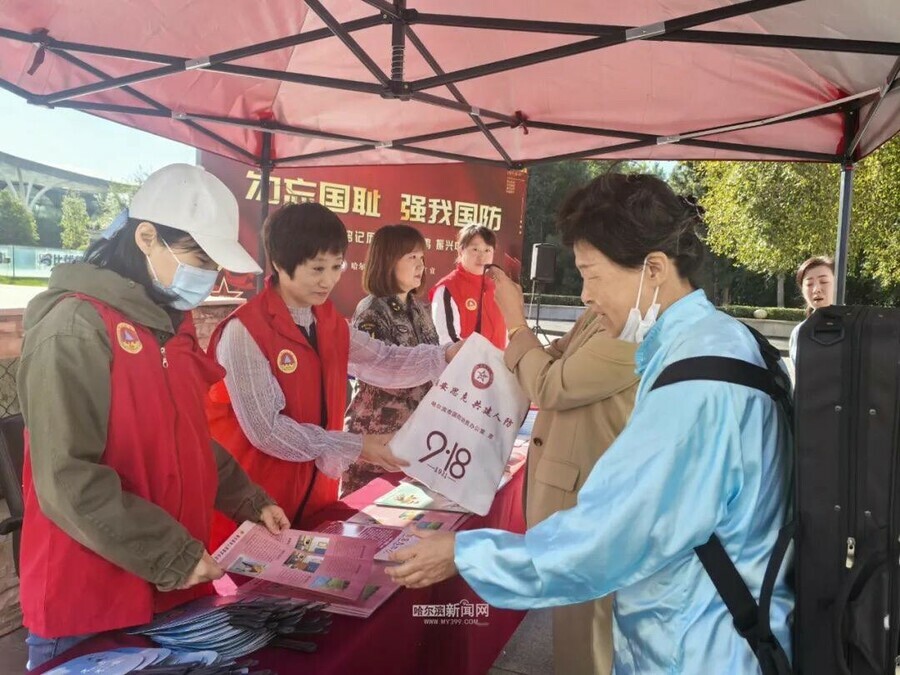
[1,0,898,169]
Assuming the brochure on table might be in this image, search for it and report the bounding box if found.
[242,562,399,620]
[213,521,377,602]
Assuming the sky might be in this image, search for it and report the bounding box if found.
[0,89,195,183]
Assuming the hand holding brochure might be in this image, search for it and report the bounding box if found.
[212,521,377,602]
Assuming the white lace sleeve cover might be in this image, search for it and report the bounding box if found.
[215,318,362,478]
[347,326,447,386]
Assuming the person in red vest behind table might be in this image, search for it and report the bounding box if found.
[428,224,507,349]
[15,164,290,671]
[206,203,463,547]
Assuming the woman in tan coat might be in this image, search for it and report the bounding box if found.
[495,271,639,675]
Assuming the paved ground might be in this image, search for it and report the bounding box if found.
[0,285,44,311]
[0,627,26,672]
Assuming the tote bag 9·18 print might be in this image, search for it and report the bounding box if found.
[389,333,529,515]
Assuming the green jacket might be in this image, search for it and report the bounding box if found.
[17,262,273,591]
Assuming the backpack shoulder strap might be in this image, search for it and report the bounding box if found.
[694,530,794,675]
[650,325,794,675]
[651,355,782,398]
[649,327,793,424]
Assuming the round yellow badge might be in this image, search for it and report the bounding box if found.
[465,298,478,312]
[277,349,298,374]
[115,322,143,355]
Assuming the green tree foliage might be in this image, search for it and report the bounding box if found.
[698,161,840,280]
[59,192,92,250]
[695,136,899,305]
[853,136,900,290]
[92,181,138,233]
[0,188,38,245]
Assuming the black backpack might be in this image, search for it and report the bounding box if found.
[649,324,794,675]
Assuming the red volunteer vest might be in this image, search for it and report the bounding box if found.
[205,284,348,550]
[20,296,221,638]
[429,264,507,349]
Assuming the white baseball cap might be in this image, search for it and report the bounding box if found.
[130,163,261,274]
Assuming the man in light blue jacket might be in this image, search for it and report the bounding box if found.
[387,173,794,674]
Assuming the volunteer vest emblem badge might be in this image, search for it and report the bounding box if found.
[116,322,143,354]
[471,363,494,389]
[465,298,478,311]
[277,349,298,373]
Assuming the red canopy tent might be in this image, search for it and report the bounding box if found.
[1,0,898,298]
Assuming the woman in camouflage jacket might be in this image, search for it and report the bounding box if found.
[343,225,440,495]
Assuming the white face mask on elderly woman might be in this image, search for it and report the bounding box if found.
[618,258,660,344]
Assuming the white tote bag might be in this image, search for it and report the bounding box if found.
[389,332,529,515]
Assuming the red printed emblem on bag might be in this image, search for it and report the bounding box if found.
[471,363,493,389]
[116,322,143,354]
[277,349,298,374]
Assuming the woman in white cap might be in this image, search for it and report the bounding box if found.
[16,164,289,670]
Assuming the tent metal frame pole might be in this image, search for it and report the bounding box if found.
[522,134,840,166]
[361,0,402,20]
[304,0,390,86]
[395,121,509,145]
[208,64,383,94]
[390,0,407,94]
[172,112,378,145]
[405,26,514,166]
[1,0,892,168]
[834,108,860,304]
[8,15,387,104]
[407,0,803,92]
[0,76,31,99]
[49,48,260,163]
[37,88,845,165]
[41,63,382,105]
[834,164,854,305]
[843,56,900,161]
[0,16,383,67]
[406,91,519,125]
[410,14,900,56]
[524,89,872,143]
[272,121,509,165]
[256,132,273,293]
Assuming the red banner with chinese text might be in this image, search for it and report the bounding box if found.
[199,152,528,317]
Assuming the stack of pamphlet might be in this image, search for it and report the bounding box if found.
[45,646,269,674]
[128,595,329,663]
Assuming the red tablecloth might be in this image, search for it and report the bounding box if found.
[35,469,527,675]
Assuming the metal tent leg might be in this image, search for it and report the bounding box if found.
[256,132,273,293]
[834,164,854,305]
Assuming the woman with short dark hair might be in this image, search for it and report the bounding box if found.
[342,224,440,495]
[206,204,462,545]
[386,173,794,674]
[429,223,507,349]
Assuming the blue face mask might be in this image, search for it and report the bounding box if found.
[148,241,219,310]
